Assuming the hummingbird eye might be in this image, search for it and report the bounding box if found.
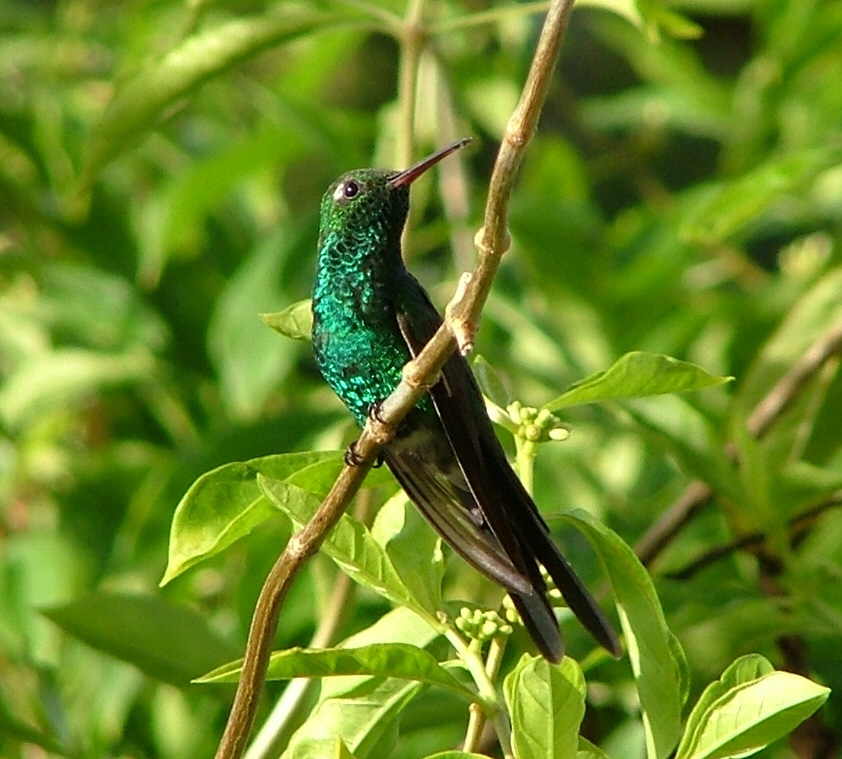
[334,180,361,202]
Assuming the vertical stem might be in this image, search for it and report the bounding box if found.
[396,0,425,169]
[396,0,426,259]
[515,437,538,496]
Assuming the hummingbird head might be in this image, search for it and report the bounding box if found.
[317,137,472,250]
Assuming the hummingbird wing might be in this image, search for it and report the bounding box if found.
[390,275,620,661]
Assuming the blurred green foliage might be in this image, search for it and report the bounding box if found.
[1,0,841,757]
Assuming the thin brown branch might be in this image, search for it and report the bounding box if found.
[664,495,842,581]
[214,462,376,759]
[213,2,577,757]
[635,316,842,567]
[451,0,575,350]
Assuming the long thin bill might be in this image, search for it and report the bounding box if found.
[387,137,472,188]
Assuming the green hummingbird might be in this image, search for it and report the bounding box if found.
[311,138,620,662]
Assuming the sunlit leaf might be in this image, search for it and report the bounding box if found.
[198,642,475,701]
[505,655,585,759]
[259,474,443,623]
[161,451,347,585]
[262,299,314,342]
[675,655,829,759]
[561,511,686,759]
[546,352,731,411]
[282,678,424,759]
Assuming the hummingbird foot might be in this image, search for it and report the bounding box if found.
[344,440,384,468]
[367,401,387,424]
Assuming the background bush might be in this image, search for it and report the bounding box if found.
[1,0,841,757]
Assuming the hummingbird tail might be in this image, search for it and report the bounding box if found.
[510,590,564,663]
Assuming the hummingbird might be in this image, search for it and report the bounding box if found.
[311,137,620,662]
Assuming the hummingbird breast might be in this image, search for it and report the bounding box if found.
[312,262,424,426]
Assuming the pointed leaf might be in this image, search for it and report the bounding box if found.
[262,299,314,342]
[259,475,443,623]
[679,147,842,246]
[560,511,685,759]
[42,593,238,686]
[546,352,731,411]
[197,642,476,701]
[162,462,272,585]
[162,451,348,585]
[675,663,829,759]
[679,655,775,754]
[577,737,612,759]
[281,678,424,759]
[504,655,585,759]
[77,11,345,193]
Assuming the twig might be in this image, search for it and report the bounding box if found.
[214,462,377,759]
[242,568,355,759]
[213,2,577,757]
[635,316,842,567]
[664,496,842,581]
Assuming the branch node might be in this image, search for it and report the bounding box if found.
[402,358,440,392]
[446,272,477,354]
[473,226,511,259]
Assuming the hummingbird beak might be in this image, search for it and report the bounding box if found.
[388,137,472,189]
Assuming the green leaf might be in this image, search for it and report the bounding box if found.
[262,299,314,342]
[0,348,155,430]
[278,737,359,759]
[577,737,611,759]
[208,239,300,420]
[471,354,512,410]
[198,642,475,700]
[504,655,585,759]
[282,678,424,759]
[680,655,774,752]
[259,474,444,623]
[561,511,685,759]
[679,147,842,246]
[76,10,345,194]
[675,655,829,759]
[161,451,344,585]
[42,593,238,686]
[278,612,439,759]
[424,753,492,758]
[343,607,443,652]
[372,491,444,613]
[546,352,731,411]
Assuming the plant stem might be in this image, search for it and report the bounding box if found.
[243,568,355,759]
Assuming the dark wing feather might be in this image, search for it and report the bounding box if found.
[383,430,532,594]
[393,274,620,660]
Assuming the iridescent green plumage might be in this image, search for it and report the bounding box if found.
[311,140,620,662]
[312,167,424,424]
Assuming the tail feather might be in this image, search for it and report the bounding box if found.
[510,590,564,663]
